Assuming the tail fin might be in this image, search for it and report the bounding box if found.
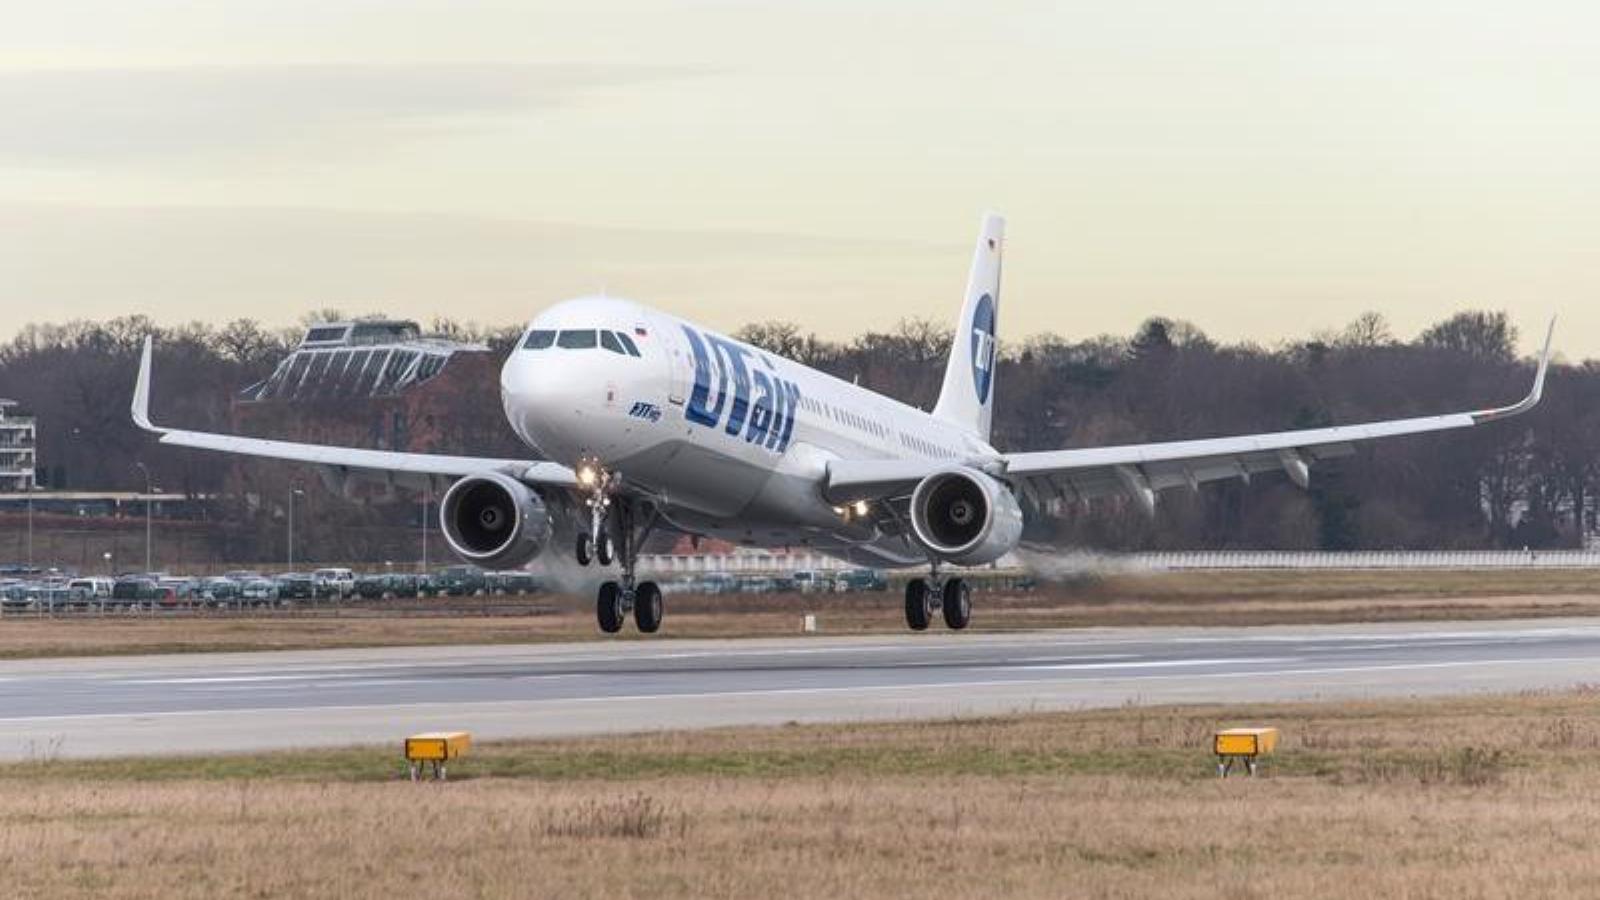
[932,212,1004,440]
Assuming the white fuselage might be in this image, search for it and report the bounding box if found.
[499,297,996,565]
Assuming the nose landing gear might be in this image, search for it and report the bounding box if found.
[573,460,662,634]
[904,563,971,631]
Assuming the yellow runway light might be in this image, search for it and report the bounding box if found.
[405,731,471,781]
[1214,727,1278,777]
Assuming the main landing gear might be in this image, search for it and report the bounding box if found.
[904,563,971,632]
[574,460,661,634]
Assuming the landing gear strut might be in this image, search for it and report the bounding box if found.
[904,564,971,631]
[573,461,662,634]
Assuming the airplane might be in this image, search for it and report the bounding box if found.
[132,213,1554,634]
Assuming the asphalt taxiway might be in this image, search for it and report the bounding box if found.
[4,617,1600,759]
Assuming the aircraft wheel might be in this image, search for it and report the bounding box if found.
[942,577,972,630]
[596,533,615,567]
[576,532,593,566]
[904,578,932,631]
[634,581,663,633]
[596,581,625,633]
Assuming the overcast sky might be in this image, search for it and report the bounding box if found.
[2,1,1595,355]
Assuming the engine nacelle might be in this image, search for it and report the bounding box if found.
[439,472,552,570]
[908,467,1023,566]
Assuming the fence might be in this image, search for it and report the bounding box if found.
[1129,550,1600,570]
[643,548,1600,575]
[639,551,854,576]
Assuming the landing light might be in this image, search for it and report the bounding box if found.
[853,500,870,517]
[577,466,598,487]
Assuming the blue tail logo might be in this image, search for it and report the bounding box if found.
[970,293,996,404]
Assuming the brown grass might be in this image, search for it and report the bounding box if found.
[6,690,1600,898]
[3,569,1600,659]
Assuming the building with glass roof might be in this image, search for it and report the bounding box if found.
[240,320,487,402]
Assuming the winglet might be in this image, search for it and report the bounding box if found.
[131,336,163,433]
[1472,316,1555,423]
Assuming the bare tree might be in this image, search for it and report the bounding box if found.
[1339,311,1394,348]
[1417,310,1517,362]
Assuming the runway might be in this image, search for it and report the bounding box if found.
[4,617,1600,760]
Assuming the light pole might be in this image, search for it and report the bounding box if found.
[287,487,304,572]
[133,462,153,573]
[25,476,33,572]
[421,483,430,574]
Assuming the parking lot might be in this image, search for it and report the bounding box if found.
[0,564,916,616]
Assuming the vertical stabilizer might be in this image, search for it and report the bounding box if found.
[931,212,1004,440]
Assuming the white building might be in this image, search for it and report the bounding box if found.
[0,399,36,491]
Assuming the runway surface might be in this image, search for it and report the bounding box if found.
[4,617,1600,760]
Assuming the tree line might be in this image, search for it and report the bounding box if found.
[0,308,1591,563]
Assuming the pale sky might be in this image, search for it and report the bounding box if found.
[2,1,1596,355]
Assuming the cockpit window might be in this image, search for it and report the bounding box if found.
[522,329,556,350]
[556,329,598,349]
[600,330,626,355]
[615,332,642,357]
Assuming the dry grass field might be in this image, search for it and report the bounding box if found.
[3,568,1600,659]
[5,689,1600,898]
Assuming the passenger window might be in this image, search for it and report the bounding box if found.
[600,331,626,355]
[616,332,642,357]
[523,330,556,350]
[557,329,598,349]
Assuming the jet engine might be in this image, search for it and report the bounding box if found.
[908,467,1023,566]
[439,472,552,569]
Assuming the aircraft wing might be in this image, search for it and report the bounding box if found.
[132,338,577,491]
[826,319,1553,511]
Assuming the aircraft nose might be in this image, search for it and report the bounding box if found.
[500,351,575,449]
[499,331,665,461]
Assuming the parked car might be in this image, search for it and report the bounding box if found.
[791,570,825,593]
[68,577,115,601]
[387,573,422,599]
[835,569,888,592]
[488,571,539,595]
[737,576,778,594]
[313,568,356,600]
[157,577,199,601]
[274,573,317,601]
[354,573,389,600]
[239,578,281,605]
[199,577,241,605]
[1,580,34,610]
[697,572,738,595]
[430,565,488,597]
[31,581,89,609]
[111,576,161,607]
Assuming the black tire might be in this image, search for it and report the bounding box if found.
[904,578,931,631]
[576,532,593,566]
[634,581,663,633]
[596,532,615,567]
[942,577,972,630]
[596,581,624,633]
